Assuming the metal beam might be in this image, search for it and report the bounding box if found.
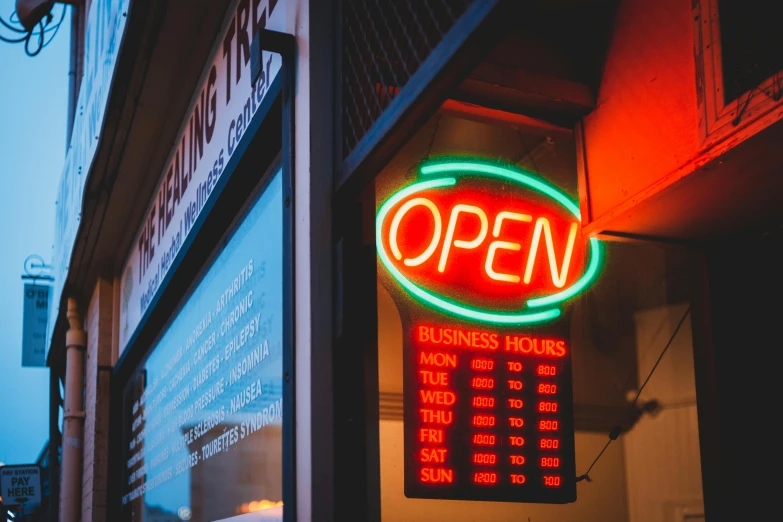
[454,62,595,126]
[439,99,573,138]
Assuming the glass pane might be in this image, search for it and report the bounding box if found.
[121,170,284,522]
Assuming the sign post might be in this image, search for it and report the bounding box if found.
[0,464,42,508]
[21,255,53,367]
[21,283,51,367]
[376,159,603,504]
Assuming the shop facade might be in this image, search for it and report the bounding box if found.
[46,1,783,521]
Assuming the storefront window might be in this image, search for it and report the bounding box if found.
[376,114,705,521]
[121,170,284,522]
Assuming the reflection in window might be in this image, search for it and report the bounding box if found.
[121,171,284,522]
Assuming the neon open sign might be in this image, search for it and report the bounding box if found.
[377,160,603,325]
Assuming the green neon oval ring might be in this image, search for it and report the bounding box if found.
[418,160,604,309]
[376,177,561,325]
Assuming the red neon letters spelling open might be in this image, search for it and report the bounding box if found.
[379,179,586,310]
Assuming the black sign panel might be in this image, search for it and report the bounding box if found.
[399,307,576,503]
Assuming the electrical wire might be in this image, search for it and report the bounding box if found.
[43,11,65,47]
[575,305,692,484]
[0,31,27,43]
[1,15,28,33]
[25,19,46,57]
[627,305,691,411]
[516,130,540,174]
[0,4,67,56]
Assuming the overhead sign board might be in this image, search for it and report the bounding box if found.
[119,0,286,355]
[376,159,603,504]
[22,283,50,367]
[0,464,42,507]
[49,0,130,352]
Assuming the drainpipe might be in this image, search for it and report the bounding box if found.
[49,366,62,522]
[60,297,86,522]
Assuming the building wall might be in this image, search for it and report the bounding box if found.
[623,304,704,522]
[293,0,339,519]
[703,231,783,519]
[581,0,698,225]
[580,0,783,240]
[82,278,114,522]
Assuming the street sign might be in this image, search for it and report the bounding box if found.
[0,464,42,507]
[22,283,50,367]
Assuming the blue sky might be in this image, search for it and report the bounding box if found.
[0,2,70,465]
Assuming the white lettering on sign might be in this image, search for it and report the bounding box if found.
[119,0,286,354]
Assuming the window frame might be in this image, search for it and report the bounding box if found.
[693,0,783,151]
[106,80,296,522]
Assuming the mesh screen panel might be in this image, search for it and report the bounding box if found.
[342,0,474,158]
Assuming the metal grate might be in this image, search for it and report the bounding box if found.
[342,0,473,159]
